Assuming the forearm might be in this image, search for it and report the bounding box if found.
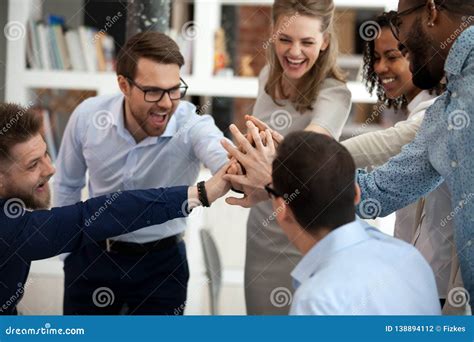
[9,186,190,261]
[343,118,420,168]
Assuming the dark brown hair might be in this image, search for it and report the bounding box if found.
[116,31,185,79]
[272,131,356,232]
[0,103,42,163]
[363,12,444,110]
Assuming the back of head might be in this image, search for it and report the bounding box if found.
[272,131,356,232]
[0,103,42,165]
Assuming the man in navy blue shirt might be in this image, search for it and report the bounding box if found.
[0,103,231,315]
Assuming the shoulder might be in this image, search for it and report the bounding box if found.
[74,93,121,115]
[258,65,271,83]
[173,100,220,134]
[319,77,351,96]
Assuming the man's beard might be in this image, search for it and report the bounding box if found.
[404,20,445,90]
[4,183,51,210]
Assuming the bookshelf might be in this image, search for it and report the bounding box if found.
[6,0,398,105]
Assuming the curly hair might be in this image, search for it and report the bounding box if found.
[362,11,445,111]
[362,12,407,110]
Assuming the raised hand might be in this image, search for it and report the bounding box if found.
[244,115,284,147]
[220,122,275,207]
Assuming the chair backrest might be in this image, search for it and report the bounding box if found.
[199,228,222,315]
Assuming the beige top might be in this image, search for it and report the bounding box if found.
[244,65,352,315]
[252,65,352,140]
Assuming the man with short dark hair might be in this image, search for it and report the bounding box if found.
[0,103,230,315]
[54,31,230,314]
[225,128,440,314]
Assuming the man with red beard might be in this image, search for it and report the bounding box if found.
[54,32,230,315]
[0,102,231,315]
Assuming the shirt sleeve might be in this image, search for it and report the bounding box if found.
[53,102,89,206]
[189,114,229,175]
[342,116,422,169]
[446,53,474,292]
[290,297,340,315]
[1,186,188,262]
[310,79,352,141]
[356,122,443,219]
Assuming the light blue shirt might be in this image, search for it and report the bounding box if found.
[53,93,228,243]
[356,27,474,308]
[290,220,441,315]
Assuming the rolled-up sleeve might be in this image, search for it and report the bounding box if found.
[189,114,229,175]
[343,116,422,168]
[356,126,443,219]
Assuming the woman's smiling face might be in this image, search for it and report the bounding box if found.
[373,27,416,100]
[273,14,329,81]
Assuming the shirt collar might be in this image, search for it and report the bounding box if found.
[291,219,372,288]
[407,90,436,116]
[445,26,474,76]
[109,95,179,144]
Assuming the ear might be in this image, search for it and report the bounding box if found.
[354,183,361,206]
[117,75,131,96]
[426,0,439,28]
[320,32,330,52]
[273,196,296,225]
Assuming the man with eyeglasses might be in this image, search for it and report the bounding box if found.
[54,32,230,315]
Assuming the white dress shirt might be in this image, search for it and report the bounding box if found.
[53,93,228,243]
[290,220,441,315]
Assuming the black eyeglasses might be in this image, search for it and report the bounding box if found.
[125,77,188,103]
[265,184,283,199]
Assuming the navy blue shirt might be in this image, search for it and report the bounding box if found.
[0,186,188,315]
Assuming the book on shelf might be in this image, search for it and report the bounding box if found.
[26,18,116,73]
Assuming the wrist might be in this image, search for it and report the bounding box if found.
[197,181,211,207]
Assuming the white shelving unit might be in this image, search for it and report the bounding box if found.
[6,0,398,104]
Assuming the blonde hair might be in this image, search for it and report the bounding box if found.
[265,0,345,113]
